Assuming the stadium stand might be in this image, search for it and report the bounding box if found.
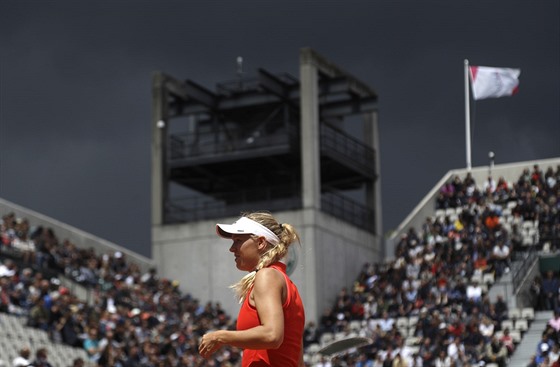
[0,160,558,366]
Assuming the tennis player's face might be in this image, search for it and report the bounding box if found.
[230,234,261,271]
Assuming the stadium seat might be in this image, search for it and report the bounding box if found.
[396,317,408,329]
[349,320,362,332]
[521,307,535,320]
[408,316,419,328]
[501,320,514,331]
[405,336,421,346]
[508,308,521,320]
[509,329,522,343]
[522,235,534,246]
[514,319,528,332]
[320,332,334,345]
[483,273,495,285]
[506,201,517,209]
[307,343,321,354]
[470,273,483,284]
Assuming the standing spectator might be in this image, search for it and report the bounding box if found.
[542,271,560,311]
[531,276,545,310]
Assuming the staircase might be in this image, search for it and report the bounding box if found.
[507,310,553,367]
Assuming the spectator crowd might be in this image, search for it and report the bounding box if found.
[0,163,559,367]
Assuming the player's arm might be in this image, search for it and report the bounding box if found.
[199,268,285,356]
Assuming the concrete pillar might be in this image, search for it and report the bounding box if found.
[299,49,321,210]
[151,72,168,227]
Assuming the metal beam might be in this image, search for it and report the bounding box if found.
[182,80,217,108]
[258,68,289,99]
[320,96,378,118]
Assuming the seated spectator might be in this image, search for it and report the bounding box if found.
[466,281,483,303]
[434,349,451,367]
[499,328,515,356]
[29,348,53,367]
[479,315,495,343]
[549,343,560,365]
[483,176,497,194]
[27,295,50,331]
[549,310,560,333]
[492,241,511,277]
[12,346,31,367]
[484,336,508,367]
[537,332,555,365]
[83,327,102,363]
[379,311,395,332]
[447,336,468,365]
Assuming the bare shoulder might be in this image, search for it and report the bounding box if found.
[254,267,285,287]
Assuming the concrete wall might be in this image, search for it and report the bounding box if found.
[152,208,381,324]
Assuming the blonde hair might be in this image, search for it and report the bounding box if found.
[230,211,300,302]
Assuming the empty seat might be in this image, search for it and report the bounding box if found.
[522,235,534,246]
[307,343,321,354]
[483,273,495,285]
[408,345,420,355]
[515,319,528,332]
[501,320,514,331]
[396,317,408,329]
[349,320,362,332]
[522,220,535,230]
[508,308,521,320]
[334,331,347,340]
[470,273,483,284]
[445,208,456,216]
[405,336,421,346]
[320,332,334,345]
[521,307,535,320]
[509,329,522,343]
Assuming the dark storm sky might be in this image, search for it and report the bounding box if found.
[1,0,559,257]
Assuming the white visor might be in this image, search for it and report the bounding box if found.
[216,217,280,246]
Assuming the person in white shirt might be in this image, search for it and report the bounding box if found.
[12,347,31,367]
[466,281,483,303]
[378,311,395,332]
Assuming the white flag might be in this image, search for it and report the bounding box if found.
[469,66,520,100]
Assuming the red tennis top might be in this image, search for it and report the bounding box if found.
[236,262,305,367]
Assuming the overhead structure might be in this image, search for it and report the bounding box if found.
[151,48,383,322]
[152,48,379,233]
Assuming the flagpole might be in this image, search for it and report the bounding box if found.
[464,59,472,171]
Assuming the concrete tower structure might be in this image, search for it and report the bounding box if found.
[151,48,382,322]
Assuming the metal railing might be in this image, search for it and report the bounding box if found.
[165,185,302,224]
[321,191,375,233]
[320,124,375,175]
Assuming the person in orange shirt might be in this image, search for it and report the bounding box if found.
[199,212,305,367]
